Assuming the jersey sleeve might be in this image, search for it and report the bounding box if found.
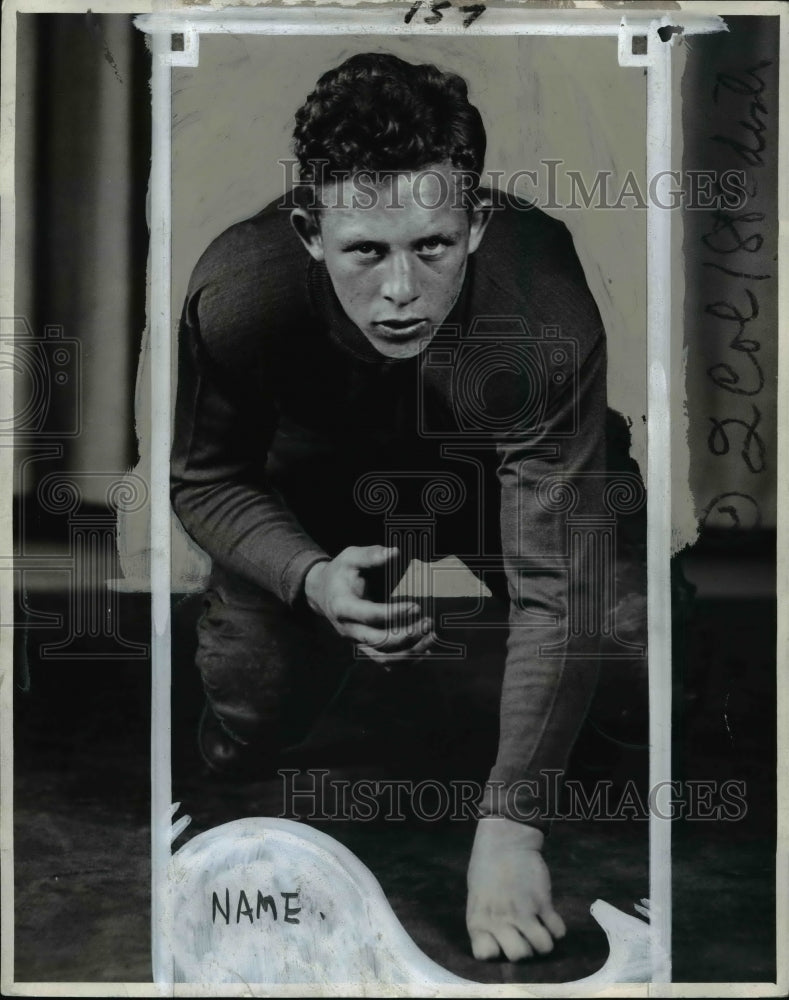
[170,226,330,606]
[477,218,610,830]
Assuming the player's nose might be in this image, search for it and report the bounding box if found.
[380,253,419,306]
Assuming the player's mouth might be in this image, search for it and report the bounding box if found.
[374,318,429,338]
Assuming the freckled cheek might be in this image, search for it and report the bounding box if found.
[429,262,465,310]
[338,274,376,316]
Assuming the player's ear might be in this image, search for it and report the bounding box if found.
[290,208,325,261]
[467,194,493,255]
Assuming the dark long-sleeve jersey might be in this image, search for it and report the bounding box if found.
[171,192,608,826]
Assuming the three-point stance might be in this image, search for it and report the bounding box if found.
[172,52,613,962]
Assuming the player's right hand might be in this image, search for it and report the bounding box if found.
[466,817,567,962]
[303,545,435,660]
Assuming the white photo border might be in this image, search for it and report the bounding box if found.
[0,2,786,996]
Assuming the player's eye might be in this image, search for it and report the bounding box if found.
[418,236,451,256]
[350,242,383,259]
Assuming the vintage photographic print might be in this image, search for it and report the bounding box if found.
[0,1,785,995]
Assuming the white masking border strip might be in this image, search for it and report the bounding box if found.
[136,7,727,37]
[646,21,674,988]
[149,26,175,990]
[137,6,727,993]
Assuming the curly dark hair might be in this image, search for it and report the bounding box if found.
[292,52,486,189]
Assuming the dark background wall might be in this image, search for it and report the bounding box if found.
[13,13,149,506]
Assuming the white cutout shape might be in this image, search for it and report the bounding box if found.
[167,817,654,988]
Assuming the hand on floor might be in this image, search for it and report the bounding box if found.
[466,816,566,961]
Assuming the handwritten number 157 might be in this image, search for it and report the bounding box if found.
[405,1,487,27]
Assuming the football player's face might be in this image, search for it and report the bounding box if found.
[292,163,490,359]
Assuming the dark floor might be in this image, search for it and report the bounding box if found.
[12,542,777,986]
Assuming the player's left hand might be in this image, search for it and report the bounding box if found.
[466,816,566,961]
